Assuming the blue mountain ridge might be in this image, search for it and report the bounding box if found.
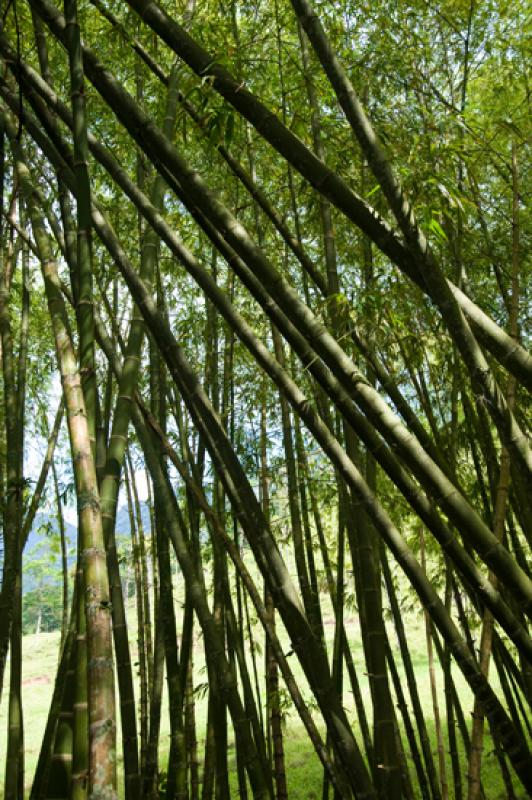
[18,503,152,593]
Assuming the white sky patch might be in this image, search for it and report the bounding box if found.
[130,469,150,502]
[24,369,150,534]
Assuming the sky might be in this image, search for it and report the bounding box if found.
[25,373,151,533]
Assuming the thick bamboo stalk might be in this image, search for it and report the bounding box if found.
[13,138,117,800]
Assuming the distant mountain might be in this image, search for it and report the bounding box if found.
[14,503,152,594]
[21,512,76,594]
[24,511,77,559]
[114,502,152,537]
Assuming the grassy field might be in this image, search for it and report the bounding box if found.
[1,595,527,799]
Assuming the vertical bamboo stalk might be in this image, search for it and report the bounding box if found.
[15,148,117,800]
[467,140,521,800]
[420,529,448,800]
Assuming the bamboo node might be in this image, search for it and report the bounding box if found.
[88,656,115,671]
[72,771,88,783]
[86,596,113,617]
[78,492,101,512]
[81,545,107,561]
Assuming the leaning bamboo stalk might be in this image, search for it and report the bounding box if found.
[63,0,99,450]
[52,457,70,649]
[49,139,137,796]
[382,549,442,800]
[8,69,531,664]
[12,11,530,611]
[420,529,448,800]
[19,399,64,548]
[4,67,532,792]
[151,340,188,800]
[124,458,149,777]
[6,48,530,625]
[119,0,532,393]
[259,392,288,800]
[127,454,153,692]
[290,0,532,483]
[2,188,28,800]
[30,600,76,800]
[442,566,462,800]
[0,149,23,704]
[89,0,327,296]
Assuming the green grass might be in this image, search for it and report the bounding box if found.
[0,584,528,798]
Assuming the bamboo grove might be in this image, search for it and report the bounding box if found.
[0,0,530,798]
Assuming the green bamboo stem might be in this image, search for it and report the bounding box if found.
[15,73,531,677]
[52,458,70,649]
[0,147,23,703]
[7,49,531,634]
[20,399,64,549]
[1,176,27,800]
[120,0,532,394]
[13,136,117,800]
[124,458,149,779]
[13,14,529,617]
[42,626,76,800]
[33,611,76,800]
[290,0,532,483]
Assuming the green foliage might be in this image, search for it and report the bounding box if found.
[22,586,63,635]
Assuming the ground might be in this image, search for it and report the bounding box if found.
[0,599,525,799]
